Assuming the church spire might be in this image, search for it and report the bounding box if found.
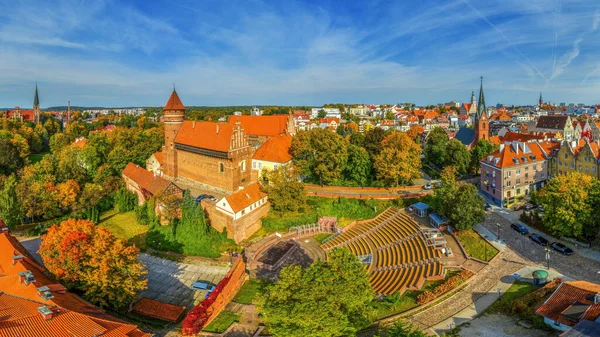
[33,82,39,107]
[477,76,486,120]
[539,92,543,106]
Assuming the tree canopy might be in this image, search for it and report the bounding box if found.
[291,128,348,185]
[424,127,448,168]
[260,165,307,213]
[374,133,422,186]
[257,248,374,337]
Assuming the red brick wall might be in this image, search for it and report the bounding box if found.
[177,150,252,193]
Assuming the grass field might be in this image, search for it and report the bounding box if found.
[456,229,499,262]
[233,279,271,305]
[98,210,148,250]
[202,311,240,333]
[485,280,538,314]
[28,152,49,163]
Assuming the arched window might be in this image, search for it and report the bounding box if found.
[219,162,225,173]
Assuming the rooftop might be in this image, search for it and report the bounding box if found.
[224,182,267,213]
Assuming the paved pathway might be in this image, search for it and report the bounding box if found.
[399,248,527,332]
[138,253,230,309]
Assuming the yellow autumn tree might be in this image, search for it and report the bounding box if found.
[374,132,422,186]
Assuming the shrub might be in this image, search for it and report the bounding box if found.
[417,270,473,305]
[114,187,137,213]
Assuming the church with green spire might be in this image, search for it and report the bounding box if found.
[455,77,489,149]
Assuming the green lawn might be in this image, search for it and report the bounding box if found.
[28,151,49,163]
[202,311,240,333]
[233,279,271,305]
[313,233,333,244]
[98,210,148,250]
[456,229,499,262]
[485,280,538,314]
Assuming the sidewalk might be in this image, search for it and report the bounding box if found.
[431,265,565,335]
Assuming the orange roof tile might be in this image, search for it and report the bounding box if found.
[225,183,267,213]
[482,140,559,169]
[174,121,235,152]
[537,281,600,327]
[253,133,292,163]
[229,115,290,137]
[132,298,185,322]
[0,231,151,337]
[122,162,172,196]
[164,90,186,111]
[152,151,163,165]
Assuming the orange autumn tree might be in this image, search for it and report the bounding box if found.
[39,219,147,309]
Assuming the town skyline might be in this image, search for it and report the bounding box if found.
[2,0,600,107]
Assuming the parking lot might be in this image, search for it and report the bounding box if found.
[138,253,230,309]
[481,212,600,283]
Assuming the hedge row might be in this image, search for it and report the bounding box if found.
[416,269,473,305]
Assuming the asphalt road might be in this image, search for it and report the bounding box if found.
[482,212,600,283]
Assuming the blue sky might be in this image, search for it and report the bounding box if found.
[1,0,600,108]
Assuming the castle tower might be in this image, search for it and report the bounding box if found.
[33,83,40,124]
[475,77,488,142]
[162,88,186,178]
[470,90,477,107]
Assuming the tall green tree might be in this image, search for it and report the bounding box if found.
[469,139,498,173]
[0,138,24,174]
[445,139,470,174]
[290,128,348,185]
[446,183,485,230]
[424,127,448,168]
[431,166,458,215]
[344,144,372,186]
[258,248,374,337]
[0,174,23,228]
[537,172,594,237]
[364,127,385,158]
[260,165,307,213]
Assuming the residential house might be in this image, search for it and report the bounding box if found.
[377,119,396,130]
[480,140,559,207]
[549,138,600,179]
[349,106,369,116]
[536,280,600,333]
[146,151,163,176]
[527,115,575,140]
[320,118,339,130]
[293,113,312,131]
[0,226,151,337]
[203,182,269,243]
[252,133,292,178]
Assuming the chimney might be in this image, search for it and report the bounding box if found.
[1,227,8,235]
[216,124,220,134]
[37,286,54,300]
[37,305,54,321]
[18,270,35,285]
[192,120,196,128]
[12,255,23,266]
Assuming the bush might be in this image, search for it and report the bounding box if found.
[114,187,137,213]
[416,269,473,305]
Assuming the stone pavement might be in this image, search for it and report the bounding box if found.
[398,248,527,332]
[138,253,230,308]
[431,265,565,335]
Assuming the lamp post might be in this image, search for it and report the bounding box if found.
[497,223,501,242]
[497,287,502,301]
[545,247,551,270]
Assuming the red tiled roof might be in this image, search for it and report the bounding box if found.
[482,140,559,169]
[225,183,267,213]
[253,133,292,163]
[174,121,234,152]
[0,232,151,337]
[462,103,472,111]
[6,109,35,121]
[132,298,185,322]
[229,115,290,137]
[72,137,87,149]
[164,90,186,111]
[122,162,171,196]
[320,118,339,124]
[537,281,600,327]
[152,152,163,165]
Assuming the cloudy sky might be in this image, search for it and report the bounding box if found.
[1,0,600,108]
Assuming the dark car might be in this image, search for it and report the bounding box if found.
[484,203,492,211]
[511,223,529,235]
[192,280,217,292]
[195,194,210,203]
[550,242,574,256]
[523,203,537,211]
[529,233,548,246]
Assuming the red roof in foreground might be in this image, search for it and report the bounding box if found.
[132,298,185,322]
[253,133,292,163]
[0,231,151,337]
[225,182,267,213]
[174,121,235,153]
[537,281,600,327]
[122,162,172,196]
[164,90,186,111]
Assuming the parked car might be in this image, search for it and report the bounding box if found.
[550,242,574,256]
[511,223,529,235]
[484,203,492,211]
[192,280,217,292]
[208,195,218,202]
[423,183,433,190]
[529,233,548,246]
[523,203,537,211]
[538,205,545,212]
[195,194,210,203]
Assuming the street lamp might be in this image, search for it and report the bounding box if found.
[497,287,502,300]
[496,223,501,242]
[545,247,551,270]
